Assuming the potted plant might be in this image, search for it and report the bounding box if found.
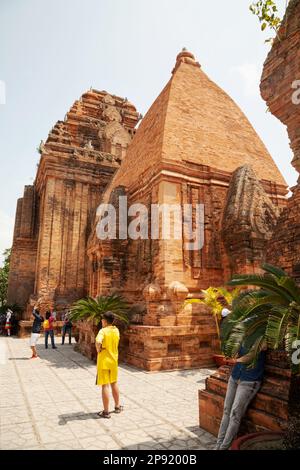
[186,286,240,366]
[70,294,131,326]
[222,263,300,450]
[69,294,131,360]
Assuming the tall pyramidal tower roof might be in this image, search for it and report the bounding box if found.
[108,49,286,190]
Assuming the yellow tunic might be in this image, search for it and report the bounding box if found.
[95,325,120,385]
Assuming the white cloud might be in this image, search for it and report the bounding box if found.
[0,210,14,265]
[230,63,261,98]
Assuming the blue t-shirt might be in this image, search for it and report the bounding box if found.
[231,346,266,382]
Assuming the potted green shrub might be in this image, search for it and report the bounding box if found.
[186,286,240,366]
[70,294,131,359]
[70,293,130,326]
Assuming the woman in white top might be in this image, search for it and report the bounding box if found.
[5,309,13,336]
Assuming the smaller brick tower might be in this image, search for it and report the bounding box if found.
[8,90,140,317]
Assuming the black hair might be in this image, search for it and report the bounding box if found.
[46,311,51,320]
[103,311,114,324]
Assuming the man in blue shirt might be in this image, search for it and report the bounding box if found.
[215,341,267,450]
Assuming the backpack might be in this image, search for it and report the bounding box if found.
[43,319,50,329]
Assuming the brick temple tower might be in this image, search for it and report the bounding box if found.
[87,49,287,370]
[199,1,300,437]
[8,90,140,316]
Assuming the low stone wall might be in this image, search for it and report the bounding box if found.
[71,298,218,371]
[74,320,99,362]
[199,351,290,436]
[120,322,217,371]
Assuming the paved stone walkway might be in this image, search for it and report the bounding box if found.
[0,337,216,450]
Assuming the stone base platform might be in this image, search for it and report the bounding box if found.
[74,320,98,362]
[120,323,216,372]
[199,352,290,436]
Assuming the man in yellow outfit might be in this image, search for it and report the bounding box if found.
[95,311,122,418]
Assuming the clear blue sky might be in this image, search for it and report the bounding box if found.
[0,0,297,264]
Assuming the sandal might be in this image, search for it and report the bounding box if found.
[114,406,124,414]
[97,410,111,419]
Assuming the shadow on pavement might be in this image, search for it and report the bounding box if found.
[58,411,100,425]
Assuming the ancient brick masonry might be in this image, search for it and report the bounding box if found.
[8,90,140,316]
[199,0,300,437]
[261,0,300,278]
[87,49,287,371]
[7,186,38,307]
[8,48,288,373]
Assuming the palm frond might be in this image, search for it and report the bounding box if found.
[265,306,292,350]
[276,276,300,303]
[245,334,267,369]
[223,264,300,374]
[222,322,245,357]
[262,263,287,279]
[228,273,294,302]
[70,294,130,326]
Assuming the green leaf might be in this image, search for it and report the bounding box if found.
[70,294,130,326]
[223,264,300,374]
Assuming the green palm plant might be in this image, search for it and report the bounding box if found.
[69,294,130,327]
[222,263,300,449]
[222,264,300,370]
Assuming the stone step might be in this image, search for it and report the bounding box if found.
[206,374,290,402]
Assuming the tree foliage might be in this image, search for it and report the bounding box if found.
[0,248,11,307]
[249,0,289,42]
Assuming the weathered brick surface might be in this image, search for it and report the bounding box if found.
[261,0,300,178]
[200,2,300,436]
[8,91,139,315]
[9,49,288,374]
[74,320,98,361]
[108,51,286,190]
[8,186,38,307]
[261,0,300,278]
[87,50,287,371]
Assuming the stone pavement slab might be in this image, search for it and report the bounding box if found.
[0,337,216,450]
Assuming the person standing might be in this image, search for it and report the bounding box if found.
[221,307,231,320]
[61,311,73,345]
[30,308,44,359]
[95,311,122,418]
[214,341,267,450]
[50,307,57,321]
[5,309,13,336]
[44,311,57,349]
